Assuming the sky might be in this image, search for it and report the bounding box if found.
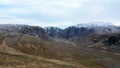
[0,0,120,28]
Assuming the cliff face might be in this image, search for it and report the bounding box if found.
[45,24,120,52]
[45,24,120,39]
[0,24,50,40]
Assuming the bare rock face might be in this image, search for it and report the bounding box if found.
[0,24,50,40]
[44,27,64,39]
[45,23,120,52]
[45,23,120,39]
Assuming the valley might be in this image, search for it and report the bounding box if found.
[0,24,119,68]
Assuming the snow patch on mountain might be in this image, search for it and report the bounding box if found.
[76,22,114,28]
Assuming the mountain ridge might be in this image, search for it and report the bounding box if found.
[0,24,120,68]
[0,24,50,41]
[45,23,120,39]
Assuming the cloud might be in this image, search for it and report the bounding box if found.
[0,0,120,28]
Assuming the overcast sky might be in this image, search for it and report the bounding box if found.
[0,0,120,28]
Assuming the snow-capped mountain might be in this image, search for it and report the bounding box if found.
[0,24,50,40]
[45,22,120,39]
[0,24,120,68]
[76,22,114,28]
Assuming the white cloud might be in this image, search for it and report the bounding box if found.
[25,0,84,17]
[0,0,120,27]
[0,18,32,24]
[90,5,106,16]
[0,0,84,18]
[0,0,24,5]
[0,17,76,28]
[6,8,31,15]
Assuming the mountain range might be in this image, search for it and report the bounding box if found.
[45,22,120,39]
[0,23,120,68]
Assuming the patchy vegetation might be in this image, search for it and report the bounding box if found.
[104,36,120,46]
[0,24,120,68]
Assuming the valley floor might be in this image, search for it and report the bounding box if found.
[0,52,87,68]
[0,46,120,68]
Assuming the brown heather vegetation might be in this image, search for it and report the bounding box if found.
[0,32,119,68]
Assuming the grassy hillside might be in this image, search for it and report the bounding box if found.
[0,32,84,68]
[0,32,120,68]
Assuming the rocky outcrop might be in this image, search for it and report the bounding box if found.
[0,24,50,40]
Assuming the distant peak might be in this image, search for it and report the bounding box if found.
[76,22,114,28]
[89,22,113,26]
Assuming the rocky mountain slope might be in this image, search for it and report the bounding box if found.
[0,24,88,68]
[45,23,120,55]
[45,27,64,39]
[0,24,50,40]
[45,23,120,39]
[0,24,120,68]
